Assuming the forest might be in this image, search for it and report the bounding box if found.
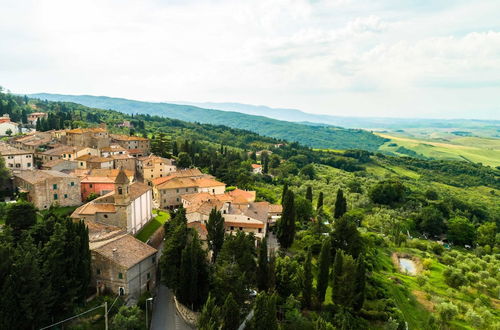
[0,89,499,329]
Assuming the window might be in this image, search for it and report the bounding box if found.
[27,163,31,167]
[53,184,57,189]
[25,155,29,158]
[119,287,125,296]
[64,194,68,198]
[152,256,156,264]
[185,188,188,192]
[70,181,75,186]
[118,272,123,279]
[15,164,20,168]
[80,162,83,166]
[97,268,101,275]
[53,194,58,200]
[239,227,243,231]
[176,189,179,193]
[104,214,108,218]
[176,198,179,202]
[118,187,123,195]
[258,228,262,233]
[8,164,12,168]
[147,273,151,280]
[230,226,234,230]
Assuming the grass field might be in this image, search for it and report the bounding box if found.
[135,210,170,242]
[376,133,500,167]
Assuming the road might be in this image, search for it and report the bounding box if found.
[150,285,192,330]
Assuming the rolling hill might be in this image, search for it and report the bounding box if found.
[29,93,387,151]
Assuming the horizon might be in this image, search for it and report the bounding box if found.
[1,1,500,120]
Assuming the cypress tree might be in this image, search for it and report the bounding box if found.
[253,292,278,330]
[353,255,366,312]
[207,208,225,262]
[267,251,276,292]
[331,250,343,305]
[257,238,269,291]
[263,156,269,174]
[317,191,324,210]
[306,186,313,202]
[303,249,313,308]
[317,238,331,304]
[198,293,220,330]
[277,190,296,249]
[334,189,347,219]
[221,293,240,330]
[172,141,179,156]
[281,182,288,204]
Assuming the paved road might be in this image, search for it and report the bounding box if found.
[150,285,192,330]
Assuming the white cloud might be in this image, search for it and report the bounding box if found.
[0,0,499,118]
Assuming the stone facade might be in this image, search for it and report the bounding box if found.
[110,134,150,157]
[137,155,176,184]
[13,170,81,209]
[0,143,34,170]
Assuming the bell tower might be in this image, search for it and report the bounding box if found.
[114,168,130,205]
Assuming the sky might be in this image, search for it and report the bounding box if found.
[1,0,499,119]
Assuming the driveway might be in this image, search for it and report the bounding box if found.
[150,285,192,330]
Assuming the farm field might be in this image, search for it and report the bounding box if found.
[376,133,500,167]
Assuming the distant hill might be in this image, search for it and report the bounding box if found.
[175,101,500,131]
[29,93,387,151]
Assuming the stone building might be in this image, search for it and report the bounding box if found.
[9,131,53,152]
[137,155,176,184]
[13,170,81,209]
[76,155,114,169]
[71,169,153,234]
[90,233,157,299]
[63,126,111,149]
[110,134,150,157]
[0,142,34,171]
[38,145,99,164]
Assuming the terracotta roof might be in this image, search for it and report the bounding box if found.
[109,154,134,160]
[74,168,134,179]
[100,145,127,153]
[42,159,76,168]
[138,155,175,166]
[81,176,115,184]
[76,155,112,163]
[269,204,283,213]
[85,220,124,243]
[73,202,117,216]
[128,181,151,200]
[194,178,226,188]
[41,145,84,156]
[157,177,198,190]
[251,164,262,169]
[151,168,204,186]
[187,222,208,240]
[92,234,157,269]
[182,192,232,205]
[224,219,265,229]
[0,143,31,155]
[110,134,149,141]
[227,201,270,223]
[227,189,256,203]
[186,200,223,215]
[15,169,78,184]
[67,127,107,134]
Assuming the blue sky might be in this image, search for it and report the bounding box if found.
[0,0,499,119]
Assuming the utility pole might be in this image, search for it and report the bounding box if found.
[146,297,153,329]
[104,301,108,330]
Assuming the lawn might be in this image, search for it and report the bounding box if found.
[135,210,170,242]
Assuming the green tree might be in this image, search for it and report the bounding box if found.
[281,182,288,204]
[5,129,12,136]
[257,238,269,291]
[317,191,324,209]
[316,238,331,304]
[252,292,278,330]
[217,231,256,284]
[416,205,445,236]
[302,249,313,308]
[306,186,313,202]
[177,152,192,168]
[160,209,188,289]
[334,189,347,219]
[198,293,221,330]
[5,201,36,237]
[275,256,301,298]
[369,180,406,205]
[331,250,357,308]
[112,305,142,330]
[331,215,363,258]
[447,216,476,246]
[277,190,296,249]
[211,261,247,307]
[221,293,240,330]
[295,196,313,224]
[476,222,497,247]
[353,255,366,311]
[300,164,316,179]
[207,208,225,261]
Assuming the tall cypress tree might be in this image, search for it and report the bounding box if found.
[317,191,324,210]
[253,292,278,330]
[317,238,331,304]
[334,189,347,219]
[331,250,343,305]
[221,293,240,330]
[281,183,288,204]
[277,190,296,249]
[207,208,225,262]
[306,186,313,202]
[198,293,220,330]
[303,249,312,308]
[172,141,179,156]
[353,255,366,312]
[257,238,269,291]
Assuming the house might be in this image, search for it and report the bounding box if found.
[38,145,99,164]
[79,169,135,201]
[154,176,226,209]
[268,204,283,225]
[41,159,78,172]
[100,145,128,158]
[117,120,133,128]
[0,115,20,136]
[71,169,153,234]
[63,126,111,149]
[251,164,263,174]
[27,112,48,126]
[137,155,176,183]
[13,170,81,209]
[110,134,150,157]
[110,154,137,172]
[90,233,157,299]
[76,155,114,169]
[10,131,53,152]
[0,142,34,170]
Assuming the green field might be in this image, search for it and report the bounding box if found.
[135,210,170,242]
[376,133,500,167]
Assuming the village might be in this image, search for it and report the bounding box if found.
[0,113,282,304]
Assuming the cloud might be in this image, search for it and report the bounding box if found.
[0,0,499,119]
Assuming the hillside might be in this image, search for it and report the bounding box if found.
[29,93,387,151]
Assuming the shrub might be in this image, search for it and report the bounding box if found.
[421,258,432,270]
[416,275,427,286]
[443,268,468,288]
[436,302,458,324]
